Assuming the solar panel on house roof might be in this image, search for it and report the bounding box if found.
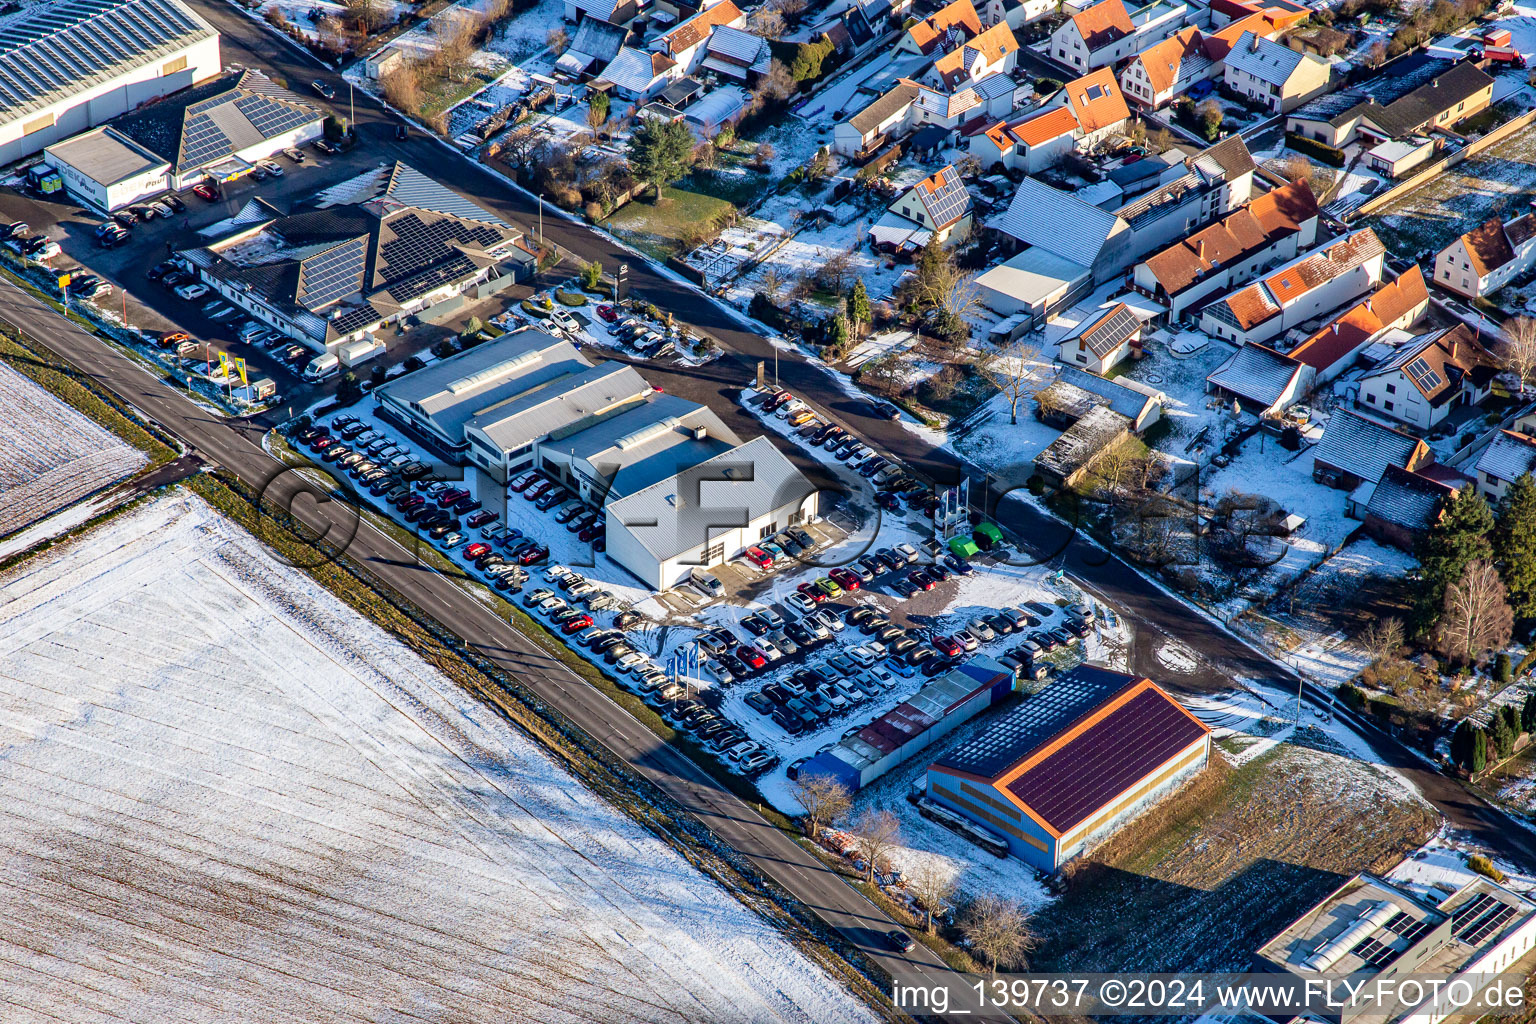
[921,169,970,227]
[1453,892,1497,925]
[1351,936,1400,969]
[1385,911,1434,944]
[1458,901,1517,944]
[1406,356,1443,391]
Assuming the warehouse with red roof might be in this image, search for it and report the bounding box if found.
[926,665,1210,869]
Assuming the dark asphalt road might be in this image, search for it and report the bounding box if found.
[0,276,996,1017]
[24,1,1536,990]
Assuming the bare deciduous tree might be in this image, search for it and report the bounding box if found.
[754,141,776,169]
[1502,317,1536,396]
[851,809,901,882]
[959,896,1038,973]
[817,250,854,292]
[435,13,480,83]
[380,61,424,115]
[749,7,786,36]
[1438,559,1514,663]
[499,123,538,165]
[1358,616,1405,666]
[789,774,850,839]
[977,336,1043,425]
[345,0,387,33]
[547,26,569,54]
[906,862,956,933]
[753,60,795,107]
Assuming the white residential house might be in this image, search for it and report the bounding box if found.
[834,81,920,157]
[1119,27,1214,109]
[1040,66,1132,150]
[982,0,1056,29]
[1433,209,1536,300]
[1049,0,1195,73]
[1476,430,1536,502]
[1222,31,1330,113]
[869,165,974,252]
[0,0,222,167]
[921,22,1019,91]
[1131,177,1319,323]
[650,0,746,73]
[600,46,679,102]
[1057,302,1143,373]
[970,106,1078,172]
[1200,229,1386,346]
[1357,324,1498,431]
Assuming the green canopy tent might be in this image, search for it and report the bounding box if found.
[973,522,1003,549]
[948,535,980,557]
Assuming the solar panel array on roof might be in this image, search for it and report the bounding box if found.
[921,168,970,227]
[1385,911,1435,945]
[935,665,1131,778]
[379,212,504,284]
[0,0,213,119]
[1004,685,1208,833]
[298,236,366,310]
[327,302,384,336]
[1406,355,1443,391]
[1457,898,1518,944]
[1350,936,1400,969]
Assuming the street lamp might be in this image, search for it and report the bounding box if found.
[537,192,544,245]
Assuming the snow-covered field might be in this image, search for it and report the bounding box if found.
[0,359,145,536]
[0,492,879,1024]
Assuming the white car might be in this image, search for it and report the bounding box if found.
[614,651,646,672]
[441,532,465,548]
[30,239,61,260]
[566,580,597,598]
[757,637,783,661]
[705,659,734,684]
[816,685,848,710]
[785,591,816,615]
[259,160,284,176]
[953,628,981,652]
[550,308,580,332]
[738,751,773,772]
[967,617,996,642]
[847,645,878,668]
[174,282,208,300]
[544,564,572,581]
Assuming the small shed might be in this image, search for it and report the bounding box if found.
[949,535,980,557]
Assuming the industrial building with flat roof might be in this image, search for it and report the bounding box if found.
[1255,871,1536,1024]
[376,330,816,591]
[798,656,1017,793]
[927,665,1210,870]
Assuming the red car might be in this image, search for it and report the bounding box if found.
[743,546,773,568]
[437,488,469,507]
[736,645,767,669]
[829,568,862,591]
[561,613,594,635]
[310,435,335,450]
[464,542,491,559]
[596,304,618,323]
[796,582,827,604]
[524,479,551,500]
[577,522,604,542]
[932,635,964,658]
[466,509,499,528]
[191,182,218,201]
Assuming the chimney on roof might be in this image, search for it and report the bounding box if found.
[1250,33,1259,50]
[1432,78,1439,88]
[1364,298,1372,313]
[1197,239,1206,259]
[1451,332,1459,360]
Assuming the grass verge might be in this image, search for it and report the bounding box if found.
[602,187,735,259]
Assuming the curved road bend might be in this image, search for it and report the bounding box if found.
[0,281,994,1017]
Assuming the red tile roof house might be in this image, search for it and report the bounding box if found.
[898,0,984,56]
[926,665,1211,870]
[969,106,1079,173]
[1286,266,1428,385]
[1199,228,1386,347]
[1130,177,1319,324]
[1433,208,1536,300]
[1048,0,1195,74]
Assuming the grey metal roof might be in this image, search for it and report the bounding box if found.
[605,435,816,563]
[1476,430,1536,485]
[557,396,739,500]
[469,361,652,452]
[382,161,510,228]
[993,177,1125,267]
[1206,343,1302,408]
[934,664,1134,778]
[377,330,586,442]
[44,125,166,185]
[1224,31,1317,86]
[602,46,667,93]
[1055,364,1163,420]
[1313,409,1422,483]
[0,0,215,122]
[1365,464,1445,529]
[706,24,769,68]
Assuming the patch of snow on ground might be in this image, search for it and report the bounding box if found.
[1391,825,1536,901]
[0,490,879,1024]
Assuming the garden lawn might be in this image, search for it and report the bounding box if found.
[602,187,735,260]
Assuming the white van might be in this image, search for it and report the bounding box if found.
[302,353,341,382]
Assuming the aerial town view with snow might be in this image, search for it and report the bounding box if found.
[8,0,1536,1017]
